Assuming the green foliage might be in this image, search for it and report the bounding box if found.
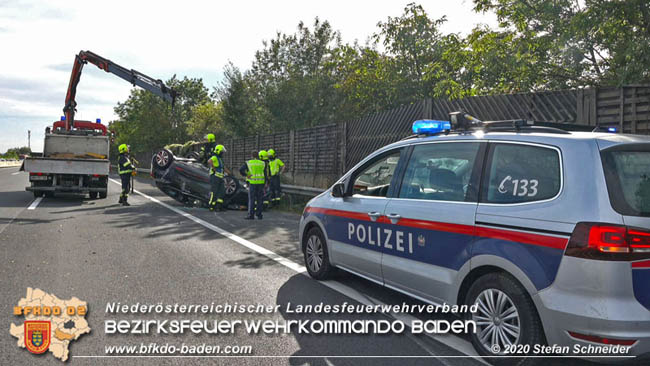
[109,76,209,155]
[1,146,31,159]
[110,1,648,151]
[472,0,650,87]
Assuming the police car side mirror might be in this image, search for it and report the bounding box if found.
[331,182,346,198]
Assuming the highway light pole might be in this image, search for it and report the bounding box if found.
[28,130,31,150]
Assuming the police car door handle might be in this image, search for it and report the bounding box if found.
[367,212,381,222]
[386,213,401,224]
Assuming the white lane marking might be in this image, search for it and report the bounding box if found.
[108,179,305,273]
[108,179,481,360]
[27,197,43,210]
[11,171,20,175]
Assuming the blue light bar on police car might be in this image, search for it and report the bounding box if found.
[412,120,451,135]
[607,127,617,133]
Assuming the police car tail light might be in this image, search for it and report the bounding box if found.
[566,222,650,260]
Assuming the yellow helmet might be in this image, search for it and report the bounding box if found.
[268,149,276,157]
[214,144,226,155]
[118,144,128,154]
[259,150,268,160]
[205,133,216,143]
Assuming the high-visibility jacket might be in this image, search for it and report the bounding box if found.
[246,159,266,185]
[269,158,284,176]
[118,154,133,175]
[209,155,224,178]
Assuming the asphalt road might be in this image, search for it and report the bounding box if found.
[0,166,637,365]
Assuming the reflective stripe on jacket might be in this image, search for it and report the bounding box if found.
[246,159,266,184]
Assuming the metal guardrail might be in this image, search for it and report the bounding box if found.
[281,184,325,197]
[0,161,22,168]
[112,164,325,197]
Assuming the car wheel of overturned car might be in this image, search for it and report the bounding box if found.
[465,272,545,366]
[303,227,335,280]
[185,151,201,160]
[152,149,174,170]
[223,176,240,197]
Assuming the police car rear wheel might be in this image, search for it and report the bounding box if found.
[466,273,545,365]
[304,227,334,280]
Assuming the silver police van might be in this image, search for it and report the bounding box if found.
[299,113,650,362]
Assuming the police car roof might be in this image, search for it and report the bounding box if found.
[382,130,650,152]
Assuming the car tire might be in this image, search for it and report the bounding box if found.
[99,191,107,199]
[223,175,240,198]
[44,192,54,198]
[33,191,43,198]
[185,151,201,160]
[465,272,545,366]
[89,191,98,199]
[303,227,335,280]
[152,149,174,170]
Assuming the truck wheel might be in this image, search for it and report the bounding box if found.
[33,191,43,198]
[465,272,545,365]
[89,192,98,199]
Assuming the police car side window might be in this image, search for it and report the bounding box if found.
[483,143,561,204]
[398,142,480,202]
[352,151,401,197]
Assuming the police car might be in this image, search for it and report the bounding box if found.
[299,113,650,362]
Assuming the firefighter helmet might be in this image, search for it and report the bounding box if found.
[259,150,268,160]
[118,144,128,154]
[205,133,216,143]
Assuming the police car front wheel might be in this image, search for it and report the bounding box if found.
[304,227,334,280]
[466,272,545,366]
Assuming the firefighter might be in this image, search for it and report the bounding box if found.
[200,133,217,165]
[208,144,229,212]
[117,144,133,206]
[240,150,267,220]
[267,149,285,206]
[259,150,271,207]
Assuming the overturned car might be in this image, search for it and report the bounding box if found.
[150,149,252,209]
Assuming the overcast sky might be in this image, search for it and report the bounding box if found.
[0,0,496,153]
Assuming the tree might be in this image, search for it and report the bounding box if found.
[186,102,225,141]
[110,76,210,154]
[248,18,345,131]
[215,63,261,137]
[473,0,650,87]
[372,3,460,101]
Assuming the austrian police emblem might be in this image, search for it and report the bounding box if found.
[418,234,426,247]
[24,321,51,354]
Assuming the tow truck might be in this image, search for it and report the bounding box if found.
[23,50,176,198]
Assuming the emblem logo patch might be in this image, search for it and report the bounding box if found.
[25,321,51,354]
[418,234,426,247]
